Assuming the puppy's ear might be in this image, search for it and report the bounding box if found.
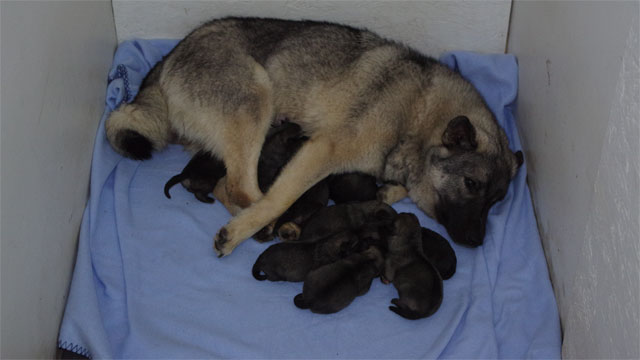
[442,116,477,151]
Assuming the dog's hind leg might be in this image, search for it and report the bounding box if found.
[214,137,342,256]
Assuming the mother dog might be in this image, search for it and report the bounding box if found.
[105,17,523,256]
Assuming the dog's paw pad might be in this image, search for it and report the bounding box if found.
[214,228,229,256]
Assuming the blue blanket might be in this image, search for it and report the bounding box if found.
[58,39,561,359]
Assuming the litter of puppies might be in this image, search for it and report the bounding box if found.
[164,121,457,320]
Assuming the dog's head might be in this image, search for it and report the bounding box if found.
[409,115,523,247]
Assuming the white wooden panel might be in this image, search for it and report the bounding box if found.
[0,1,116,357]
[508,1,639,358]
[113,0,511,55]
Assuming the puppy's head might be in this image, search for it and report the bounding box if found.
[360,201,398,225]
[386,213,421,253]
[409,115,523,247]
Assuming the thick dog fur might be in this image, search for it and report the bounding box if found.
[252,230,360,282]
[294,246,384,314]
[384,213,443,320]
[104,17,524,255]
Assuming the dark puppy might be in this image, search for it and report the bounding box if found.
[164,150,226,203]
[384,213,443,320]
[165,122,306,204]
[258,122,307,193]
[298,201,398,243]
[275,180,330,241]
[421,227,457,280]
[294,246,384,314]
[256,122,330,241]
[252,231,359,282]
[327,172,379,204]
[356,222,394,253]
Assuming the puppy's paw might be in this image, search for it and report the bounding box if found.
[380,275,391,285]
[278,222,301,242]
[253,225,275,243]
[377,184,408,205]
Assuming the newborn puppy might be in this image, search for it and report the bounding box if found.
[298,201,398,243]
[252,231,360,282]
[275,179,330,242]
[421,227,457,280]
[164,150,226,203]
[256,122,330,241]
[258,122,307,192]
[384,213,443,320]
[327,172,379,204]
[294,246,384,314]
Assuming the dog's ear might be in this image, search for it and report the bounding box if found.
[442,116,477,151]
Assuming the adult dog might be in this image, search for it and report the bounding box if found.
[105,17,523,256]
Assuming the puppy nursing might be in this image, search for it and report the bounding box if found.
[164,124,455,319]
[164,150,226,203]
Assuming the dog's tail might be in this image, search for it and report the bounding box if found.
[105,65,172,160]
[252,258,268,281]
[293,294,310,309]
[164,173,186,199]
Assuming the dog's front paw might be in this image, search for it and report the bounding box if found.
[277,222,301,242]
[214,227,233,257]
[377,184,408,205]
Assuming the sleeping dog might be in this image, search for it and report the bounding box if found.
[293,246,384,314]
[384,213,443,320]
[252,230,360,282]
[298,201,398,243]
[105,18,525,256]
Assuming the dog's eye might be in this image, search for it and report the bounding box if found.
[464,177,481,192]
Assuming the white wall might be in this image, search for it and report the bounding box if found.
[0,1,116,357]
[113,0,511,55]
[508,1,639,358]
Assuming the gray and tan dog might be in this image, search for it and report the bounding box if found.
[104,17,524,256]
